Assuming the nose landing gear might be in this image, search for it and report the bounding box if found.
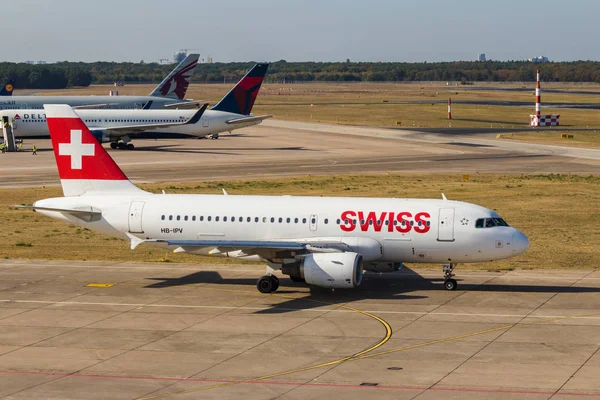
[443,263,457,290]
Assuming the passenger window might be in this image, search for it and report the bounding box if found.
[169,215,173,221]
[302,218,307,224]
[161,215,165,220]
[192,216,196,221]
[239,217,243,222]
[184,216,188,221]
[247,217,251,222]
[224,217,228,222]
[208,216,212,221]
[231,216,235,222]
[215,216,219,222]
[200,216,204,221]
[271,217,275,223]
[286,218,291,223]
[176,215,180,221]
[336,219,340,224]
[311,218,316,224]
[278,217,283,223]
[324,219,328,224]
[295,218,299,223]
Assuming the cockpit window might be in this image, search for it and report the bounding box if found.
[475,218,510,228]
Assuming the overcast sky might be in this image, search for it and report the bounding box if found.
[3,0,598,63]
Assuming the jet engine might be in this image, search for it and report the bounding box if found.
[364,262,403,273]
[282,252,363,289]
[90,130,111,143]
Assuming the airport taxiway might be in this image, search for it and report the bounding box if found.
[1,259,600,399]
[1,120,599,189]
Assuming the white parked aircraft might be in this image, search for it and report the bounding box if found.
[22,105,529,293]
[0,64,271,149]
[0,54,200,110]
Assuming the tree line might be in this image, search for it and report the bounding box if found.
[1,60,599,89]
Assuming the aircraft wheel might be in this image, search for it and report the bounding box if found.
[117,142,127,150]
[257,276,273,293]
[444,279,458,291]
[126,143,135,150]
[270,275,280,292]
[289,275,305,283]
[212,134,219,139]
[110,142,118,149]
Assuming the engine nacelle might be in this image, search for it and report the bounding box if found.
[364,262,403,273]
[90,130,111,143]
[282,252,363,289]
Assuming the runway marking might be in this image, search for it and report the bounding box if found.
[1,370,599,398]
[137,287,393,399]
[138,294,600,399]
[3,299,600,320]
[85,283,114,288]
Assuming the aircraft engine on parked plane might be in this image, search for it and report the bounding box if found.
[282,252,363,289]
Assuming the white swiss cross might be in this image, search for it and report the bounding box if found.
[58,129,95,170]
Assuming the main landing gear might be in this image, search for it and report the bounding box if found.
[443,263,457,291]
[256,275,279,294]
[110,141,135,150]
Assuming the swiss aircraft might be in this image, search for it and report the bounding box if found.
[0,54,200,110]
[21,104,529,293]
[0,64,271,149]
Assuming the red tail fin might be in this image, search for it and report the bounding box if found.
[44,105,145,196]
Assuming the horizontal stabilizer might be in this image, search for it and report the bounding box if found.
[13,205,101,216]
[226,114,273,125]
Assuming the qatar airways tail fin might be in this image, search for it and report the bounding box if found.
[44,104,147,197]
[0,79,15,96]
[149,53,199,100]
[211,63,269,115]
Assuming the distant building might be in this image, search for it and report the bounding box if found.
[528,56,549,63]
[477,53,486,62]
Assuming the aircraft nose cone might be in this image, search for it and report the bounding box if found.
[511,231,529,255]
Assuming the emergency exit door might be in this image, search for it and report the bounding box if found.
[128,201,145,233]
[437,208,455,241]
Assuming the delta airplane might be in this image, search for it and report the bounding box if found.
[0,54,200,110]
[0,64,271,149]
[20,104,529,293]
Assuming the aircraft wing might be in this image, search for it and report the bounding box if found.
[138,238,350,259]
[73,103,119,110]
[163,100,208,109]
[90,103,207,139]
[225,114,273,125]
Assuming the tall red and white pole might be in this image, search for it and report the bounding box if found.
[448,97,452,119]
[535,69,541,119]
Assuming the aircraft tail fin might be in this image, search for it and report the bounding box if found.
[149,54,200,100]
[211,63,269,115]
[0,79,15,96]
[43,104,147,197]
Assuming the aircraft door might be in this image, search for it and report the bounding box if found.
[309,215,318,231]
[437,208,455,241]
[128,201,145,233]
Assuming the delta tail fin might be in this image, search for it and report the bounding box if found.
[211,63,269,115]
[44,104,147,197]
[149,53,200,100]
[0,79,15,96]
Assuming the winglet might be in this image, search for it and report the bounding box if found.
[184,103,208,125]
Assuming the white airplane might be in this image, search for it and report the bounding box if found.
[21,104,529,293]
[0,64,271,149]
[0,54,200,110]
